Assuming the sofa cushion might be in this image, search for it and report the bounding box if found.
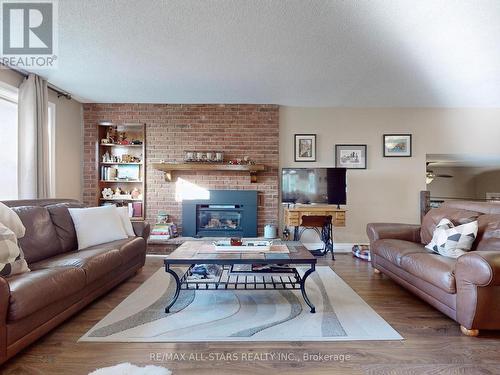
[420,207,480,245]
[0,223,30,277]
[400,253,457,293]
[30,246,123,284]
[46,202,85,253]
[68,237,143,265]
[425,218,478,258]
[117,207,136,237]
[0,201,25,238]
[372,239,427,266]
[116,237,145,264]
[12,206,64,263]
[474,214,500,251]
[68,206,128,250]
[7,267,86,321]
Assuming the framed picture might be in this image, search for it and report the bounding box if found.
[335,144,367,169]
[294,134,316,162]
[383,134,412,157]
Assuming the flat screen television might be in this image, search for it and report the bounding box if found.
[281,168,346,205]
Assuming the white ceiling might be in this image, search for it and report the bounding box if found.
[427,154,500,168]
[29,0,500,105]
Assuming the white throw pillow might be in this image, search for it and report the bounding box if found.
[68,206,128,250]
[426,218,478,258]
[0,202,25,238]
[117,207,136,237]
[0,223,30,277]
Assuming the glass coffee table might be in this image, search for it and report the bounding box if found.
[164,241,317,313]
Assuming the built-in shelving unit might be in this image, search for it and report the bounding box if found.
[100,162,143,165]
[96,123,146,221]
[152,162,265,183]
[99,180,143,183]
[100,144,143,148]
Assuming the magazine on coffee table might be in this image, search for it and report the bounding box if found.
[229,264,297,277]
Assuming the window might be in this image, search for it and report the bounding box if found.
[0,81,56,199]
[0,82,18,200]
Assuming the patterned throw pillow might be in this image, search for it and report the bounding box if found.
[0,223,30,277]
[425,218,478,258]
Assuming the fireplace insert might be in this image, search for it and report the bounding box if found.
[182,190,257,237]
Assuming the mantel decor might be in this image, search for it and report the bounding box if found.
[184,150,224,163]
[152,162,266,183]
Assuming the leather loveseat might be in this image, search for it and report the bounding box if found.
[0,199,150,364]
[367,200,500,337]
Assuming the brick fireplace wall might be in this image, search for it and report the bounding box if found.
[83,104,279,235]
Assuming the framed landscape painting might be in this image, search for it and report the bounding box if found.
[383,134,412,157]
[335,144,367,169]
[294,134,316,162]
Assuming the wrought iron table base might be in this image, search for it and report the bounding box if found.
[164,266,181,313]
[293,223,335,260]
[164,263,316,313]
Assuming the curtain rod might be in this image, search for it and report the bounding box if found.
[1,64,72,100]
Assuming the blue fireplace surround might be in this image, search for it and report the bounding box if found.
[182,190,258,237]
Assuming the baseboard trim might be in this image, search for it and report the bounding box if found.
[302,242,368,253]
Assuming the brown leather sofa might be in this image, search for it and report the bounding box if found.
[0,199,150,364]
[367,200,500,337]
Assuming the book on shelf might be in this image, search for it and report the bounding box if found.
[149,234,170,241]
[127,202,143,218]
[150,223,179,240]
[101,166,118,181]
[151,224,171,235]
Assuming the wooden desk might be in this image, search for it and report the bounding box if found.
[284,205,346,227]
[283,205,346,241]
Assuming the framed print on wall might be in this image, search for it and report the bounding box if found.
[383,134,412,157]
[294,134,316,162]
[335,144,367,169]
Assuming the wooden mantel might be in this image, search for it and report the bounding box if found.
[152,162,266,183]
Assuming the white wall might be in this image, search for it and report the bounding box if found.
[428,166,500,200]
[427,167,477,199]
[0,69,83,201]
[280,107,500,242]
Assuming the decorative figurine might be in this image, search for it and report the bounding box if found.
[131,188,140,199]
[117,132,129,145]
[102,151,111,163]
[106,126,117,144]
[102,188,114,199]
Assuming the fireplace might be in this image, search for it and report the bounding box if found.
[182,190,257,237]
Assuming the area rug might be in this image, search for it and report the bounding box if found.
[80,266,402,342]
[88,363,171,375]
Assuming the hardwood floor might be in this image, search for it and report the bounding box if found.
[2,254,500,375]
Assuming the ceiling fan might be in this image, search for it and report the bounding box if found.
[426,162,453,184]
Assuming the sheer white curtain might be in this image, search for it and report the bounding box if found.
[17,74,51,199]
